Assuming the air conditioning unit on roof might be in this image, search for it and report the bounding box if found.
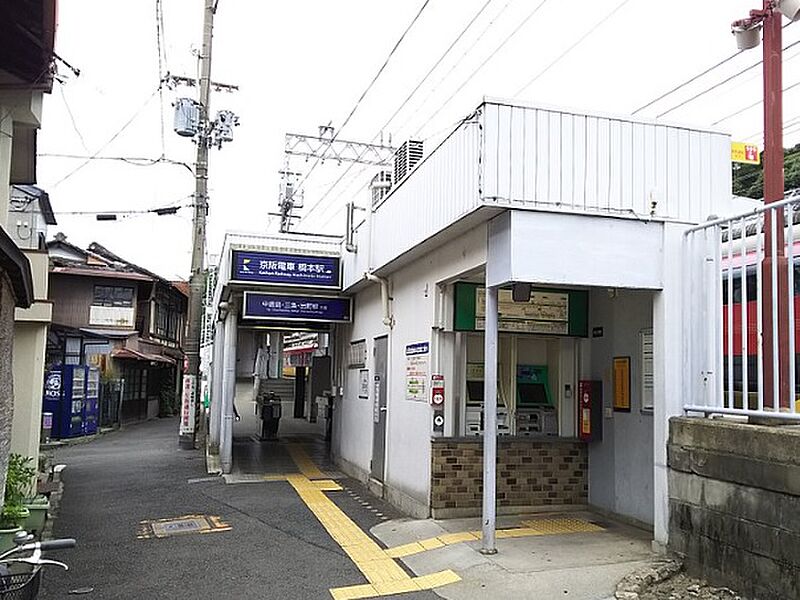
[393,140,423,185]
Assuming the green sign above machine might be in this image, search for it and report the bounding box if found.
[453,282,588,337]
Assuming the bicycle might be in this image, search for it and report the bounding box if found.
[0,531,76,600]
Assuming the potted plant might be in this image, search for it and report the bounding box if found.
[0,454,35,550]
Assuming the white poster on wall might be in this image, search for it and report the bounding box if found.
[405,342,429,402]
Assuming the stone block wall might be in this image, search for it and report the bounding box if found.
[668,417,800,600]
[430,438,588,517]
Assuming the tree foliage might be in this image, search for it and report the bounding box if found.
[733,143,800,199]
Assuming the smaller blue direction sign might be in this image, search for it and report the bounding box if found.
[243,292,352,323]
[231,250,340,288]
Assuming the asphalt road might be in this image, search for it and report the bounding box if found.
[39,417,437,600]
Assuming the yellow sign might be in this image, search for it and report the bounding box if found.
[731,142,760,165]
[613,356,631,412]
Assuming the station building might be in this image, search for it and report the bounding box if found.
[330,98,740,547]
[208,98,745,548]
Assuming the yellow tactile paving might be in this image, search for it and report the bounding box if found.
[520,517,605,534]
[286,443,327,479]
[283,451,461,598]
[385,518,605,558]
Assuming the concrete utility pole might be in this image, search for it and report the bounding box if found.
[180,0,216,449]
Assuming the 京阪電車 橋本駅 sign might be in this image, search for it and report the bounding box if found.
[242,292,352,323]
[231,250,341,288]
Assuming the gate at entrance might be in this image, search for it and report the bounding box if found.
[371,336,388,481]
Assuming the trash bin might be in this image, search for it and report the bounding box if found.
[259,391,282,440]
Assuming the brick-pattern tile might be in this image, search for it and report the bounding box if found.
[430,440,588,510]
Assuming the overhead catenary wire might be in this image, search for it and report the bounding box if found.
[514,0,634,97]
[289,0,432,208]
[712,79,800,126]
[656,37,800,119]
[410,0,552,140]
[632,20,795,115]
[299,0,496,227]
[389,0,515,141]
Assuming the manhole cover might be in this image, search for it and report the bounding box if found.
[137,514,231,539]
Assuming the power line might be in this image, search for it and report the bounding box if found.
[300,0,495,227]
[289,0,432,217]
[411,0,551,140]
[656,37,800,119]
[390,0,515,141]
[39,152,193,173]
[514,0,634,96]
[632,20,795,115]
[49,87,160,188]
[712,79,800,126]
[59,85,89,153]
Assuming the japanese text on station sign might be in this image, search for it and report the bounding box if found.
[231,250,340,288]
[243,292,352,322]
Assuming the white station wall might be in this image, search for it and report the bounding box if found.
[586,288,655,526]
[336,224,487,516]
[335,284,384,477]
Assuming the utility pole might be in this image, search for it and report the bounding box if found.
[732,1,800,411]
[180,0,215,449]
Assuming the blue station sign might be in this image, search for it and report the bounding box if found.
[243,292,352,323]
[231,250,341,288]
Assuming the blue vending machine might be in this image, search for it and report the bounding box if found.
[43,365,88,439]
[84,367,100,435]
[42,369,64,439]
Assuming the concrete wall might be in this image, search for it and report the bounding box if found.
[0,275,16,507]
[10,322,46,461]
[668,417,800,600]
[586,288,654,526]
[431,438,587,518]
[334,223,487,517]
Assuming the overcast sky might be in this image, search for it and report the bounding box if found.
[36,0,800,280]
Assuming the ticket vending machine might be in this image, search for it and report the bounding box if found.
[516,365,558,436]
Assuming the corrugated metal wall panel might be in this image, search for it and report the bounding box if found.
[481,101,730,223]
[370,120,481,270]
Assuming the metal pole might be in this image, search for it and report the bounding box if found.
[209,319,225,451]
[220,305,238,473]
[481,284,498,555]
[760,3,790,411]
[180,0,216,449]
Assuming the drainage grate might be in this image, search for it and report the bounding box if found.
[137,514,231,540]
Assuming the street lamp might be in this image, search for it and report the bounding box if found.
[731,0,800,411]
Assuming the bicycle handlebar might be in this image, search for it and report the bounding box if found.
[38,539,76,551]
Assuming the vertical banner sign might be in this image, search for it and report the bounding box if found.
[180,374,197,435]
[612,357,631,412]
[373,375,382,423]
[405,342,429,402]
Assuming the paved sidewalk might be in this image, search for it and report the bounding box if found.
[371,512,656,600]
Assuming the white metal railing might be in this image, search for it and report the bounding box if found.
[683,188,800,420]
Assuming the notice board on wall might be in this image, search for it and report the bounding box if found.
[405,342,429,402]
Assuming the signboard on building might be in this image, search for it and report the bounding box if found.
[231,250,341,288]
[453,283,588,337]
[180,374,196,435]
[405,342,429,402]
[731,141,760,165]
[242,291,352,323]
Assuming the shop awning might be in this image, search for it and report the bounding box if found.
[111,347,175,365]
